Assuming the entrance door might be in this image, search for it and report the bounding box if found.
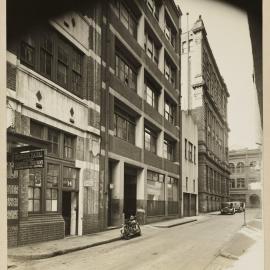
[62,192,71,236]
[183,193,190,217]
[190,194,196,216]
[124,169,137,219]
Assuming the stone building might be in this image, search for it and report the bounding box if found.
[6,6,103,247]
[102,0,183,226]
[6,0,183,246]
[181,16,230,213]
[229,148,262,208]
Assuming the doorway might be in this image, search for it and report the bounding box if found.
[124,166,137,219]
[62,191,71,236]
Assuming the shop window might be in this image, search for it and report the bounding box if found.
[46,164,59,212]
[48,128,60,156]
[64,134,75,159]
[167,176,178,215]
[144,127,157,153]
[114,110,135,144]
[28,168,42,213]
[147,171,165,216]
[63,167,78,189]
[115,54,137,91]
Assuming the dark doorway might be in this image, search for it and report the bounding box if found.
[62,191,71,236]
[124,166,137,219]
[190,194,196,216]
[183,193,190,217]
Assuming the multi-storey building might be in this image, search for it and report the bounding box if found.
[102,0,182,226]
[229,148,262,207]
[181,16,230,213]
[6,6,103,247]
[6,0,183,246]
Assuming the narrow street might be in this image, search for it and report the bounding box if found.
[11,209,261,270]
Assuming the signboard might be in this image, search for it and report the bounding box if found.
[14,149,45,170]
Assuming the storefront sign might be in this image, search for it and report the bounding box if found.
[14,149,45,170]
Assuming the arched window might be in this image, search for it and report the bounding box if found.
[229,163,235,173]
[236,162,244,173]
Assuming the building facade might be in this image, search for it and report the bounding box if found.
[229,148,262,208]
[6,0,183,246]
[101,0,183,226]
[181,16,230,213]
[6,6,103,247]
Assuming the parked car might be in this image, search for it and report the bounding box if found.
[220,202,235,215]
[232,201,245,213]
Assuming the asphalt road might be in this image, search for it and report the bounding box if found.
[12,209,261,270]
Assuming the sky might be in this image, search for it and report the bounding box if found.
[176,0,262,150]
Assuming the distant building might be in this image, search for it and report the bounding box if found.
[229,148,262,207]
[181,16,230,213]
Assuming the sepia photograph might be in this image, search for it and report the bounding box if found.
[0,0,265,269]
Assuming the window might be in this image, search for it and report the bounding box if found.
[230,179,235,189]
[63,167,78,189]
[30,121,44,139]
[147,0,159,20]
[115,54,137,91]
[229,163,235,173]
[164,100,175,124]
[164,138,174,161]
[64,134,74,159]
[48,128,60,156]
[167,176,178,215]
[46,164,59,212]
[28,169,42,213]
[113,0,137,38]
[188,142,193,162]
[145,82,158,109]
[57,46,68,86]
[185,138,187,160]
[164,59,176,87]
[194,146,196,164]
[236,162,244,173]
[237,178,245,188]
[40,36,53,78]
[186,177,188,191]
[147,171,165,216]
[71,50,82,95]
[20,30,84,97]
[250,161,257,168]
[144,33,159,64]
[144,127,157,153]
[165,19,176,48]
[193,179,195,192]
[21,41,35,67]
[114,112,135,144]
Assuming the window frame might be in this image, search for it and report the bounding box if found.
[144,127,157,154]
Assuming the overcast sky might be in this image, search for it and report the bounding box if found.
[176,0,262,150]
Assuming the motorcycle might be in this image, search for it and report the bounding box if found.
[120,215,141,240]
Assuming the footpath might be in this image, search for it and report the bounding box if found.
[8,215,207,261]
[205,217,263,270]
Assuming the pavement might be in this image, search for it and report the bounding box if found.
[205,217,263,270]
[8,214,209,261]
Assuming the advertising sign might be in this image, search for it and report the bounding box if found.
[14,149,45,170]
